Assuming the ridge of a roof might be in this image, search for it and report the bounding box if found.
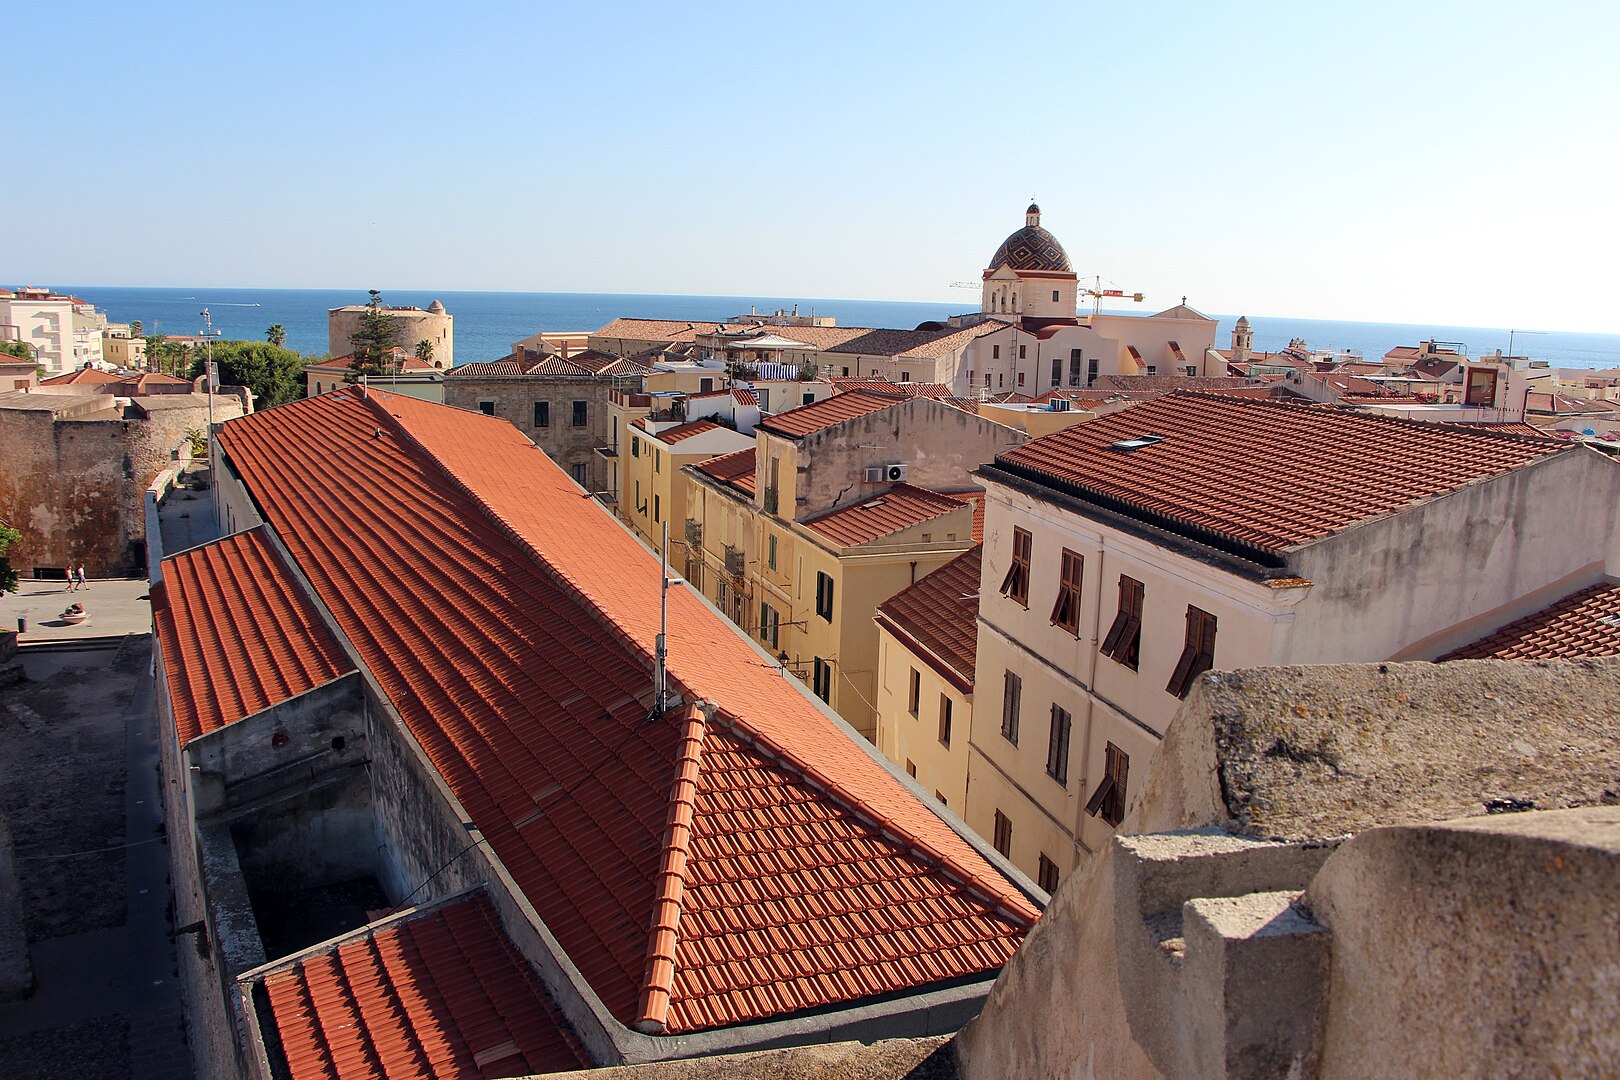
[994,390,1570,554]
[803,484,971,548]
[757,389,902,438]
[874,545,982,691]
[635,704,706,1033]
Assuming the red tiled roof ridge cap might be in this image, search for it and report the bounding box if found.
[635,703,707,1033]
[706,703,1039,926]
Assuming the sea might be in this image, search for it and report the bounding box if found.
[47,285,1620,372]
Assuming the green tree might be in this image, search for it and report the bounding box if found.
[346,290,399,384]
[414,338,434,363]
[266,324,286,347]
[0,341,33,361]
[188,340,308,408]
[129,319,142,338]
[0,522,20,596]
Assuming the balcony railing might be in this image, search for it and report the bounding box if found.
[724,545,745,577]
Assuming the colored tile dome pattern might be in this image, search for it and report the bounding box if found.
[988,224,1073,273]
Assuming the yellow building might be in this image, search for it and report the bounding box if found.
[681,391,1024,739]
[873,546,981,816]
[618,416,754,552]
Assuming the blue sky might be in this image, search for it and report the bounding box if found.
[7,0,1617,330]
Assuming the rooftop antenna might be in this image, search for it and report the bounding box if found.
[649,521,673,722]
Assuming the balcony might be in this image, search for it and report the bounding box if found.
[684,519,702,547]
[763,487,779,515]
[724,545,745,577]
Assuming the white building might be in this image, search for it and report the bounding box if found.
[0,287,106,375]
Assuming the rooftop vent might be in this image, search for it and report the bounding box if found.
[1109,434,1167,452]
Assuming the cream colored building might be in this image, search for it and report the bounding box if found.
[0,287,107,375]
[328,298,453,367]
[102,325,147,368]
[952,392,1620,892]
[681,392,1025,738]
[619,416,754,552]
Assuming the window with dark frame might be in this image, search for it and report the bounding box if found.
[1046,704,1071,784]
[571,399,587,427]
[812,657,832,702]
[1068,350,1083,387]
[1166,606,1218,698]
[1087,357,1099,386]
[533,401,550,428]
[1084,742,1130,826]
[1037,854,1060,893]
[1051,357,1061,386]
[999,527,1032,606]
[993,810,1012,857]
[1001,670,1021,744]
[815,571,835,621]
[938,694,952,746]
[1100,575,1144,669]
[1050,549,1083,635]
[906,759,917,778]
[908,668,920,716]
[760,602,779,649]
[478,401,495,416]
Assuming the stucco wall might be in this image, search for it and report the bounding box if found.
[445,374,618,492]
[329,308,452,366]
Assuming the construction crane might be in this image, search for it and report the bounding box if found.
[1079,276,1145,317]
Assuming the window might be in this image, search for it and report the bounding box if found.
[984,373,992,387]
[1038,854,1060,893]
[700,377,714,393]
[906,759,917,778]
[1185,366,1198,377]
[630,436,641,458]
[653,494,661,523]
[1051,357,1061,386]
[654,450,661,473]
[1085,742,1130,827]
[760,602,780,649]
[1019,344,1026,359]
[1087,358,1098,386]
[815,571,834,621]
[571,399,587,427]
[992,345,1001,360]
[1046,704,1072,784]
[803,392,815,405]
[1018,372,1025,387]
[993,810,1012,857]
[967,369,974,384]
[1146,365,1158,375]
[1001,670,1021,744]
[1100,576,1145,670]
[1166,606,1218,698]
[812,657,832,702]
[938,694,953,746]
[767,533,777,570]
[908,668,920,716]
[899,371,911,382]
[571,462,588,486]
[936,791,948,806]
[635,480,642,514]
[999,373,1004,388]
[1068,349,1083,387]
[1051,549,1083,635]
[533,401,550,428]
[478,400,495,416]
[841,366,850,377]
[999,527,1032,606]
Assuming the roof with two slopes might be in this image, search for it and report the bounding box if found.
[993,392,1570,555]
[874,546,982,693]
[206,390,1036,1040]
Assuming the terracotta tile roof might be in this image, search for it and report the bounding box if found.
[758,390,899,438]
[214,391,1034,1034]
[1094,374,1263,393]
[731,387,757,406]
[828,378,954,400]
[650,418,721,445]
[1030,388,1165,406]
[151,527,354,746]
[447,358,530,376]
[40,367,121,385]
[1439,582,1620,661]
[875,546,981,692]
[260,893,590,1079]
[592,319,729,344]
[993,392,1569,555]
[804,485,971,548]
[692,446,756,496]
[1440,420,1557,439]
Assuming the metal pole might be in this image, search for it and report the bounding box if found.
[655,521,669,718]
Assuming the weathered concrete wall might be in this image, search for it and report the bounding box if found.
[790,398,1026,519]
[1284,447,1620,665]
[1309,807,1620,1079]
[0,398,240,575]
[329,307,452,366]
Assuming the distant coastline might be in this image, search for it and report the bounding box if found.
[48,285,1620,371]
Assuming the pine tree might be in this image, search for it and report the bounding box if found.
[346,290,399,384]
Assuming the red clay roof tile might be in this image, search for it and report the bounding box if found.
[651,418,722,445]
[214,390,1034,1035]
[151,527,354,746]
[994,392,1567,554]
[692,447,756,496]
[875,546,981,691]
[1439,582,1620,660]
[261,893,590,1079]
[758,390,899,438]
[804,485,971,548]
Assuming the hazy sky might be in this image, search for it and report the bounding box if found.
[7,1,1617,331]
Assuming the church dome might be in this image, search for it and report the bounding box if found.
[988,205,1073,273]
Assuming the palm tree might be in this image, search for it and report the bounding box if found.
[414,339,434,363]
[266,324,286,348]
[130,319,142,337]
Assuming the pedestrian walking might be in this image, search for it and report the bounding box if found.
[77,564,88,590]
[67,569,78,592]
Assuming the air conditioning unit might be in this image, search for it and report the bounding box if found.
[885,464,908,482]
[863,466,885,483]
